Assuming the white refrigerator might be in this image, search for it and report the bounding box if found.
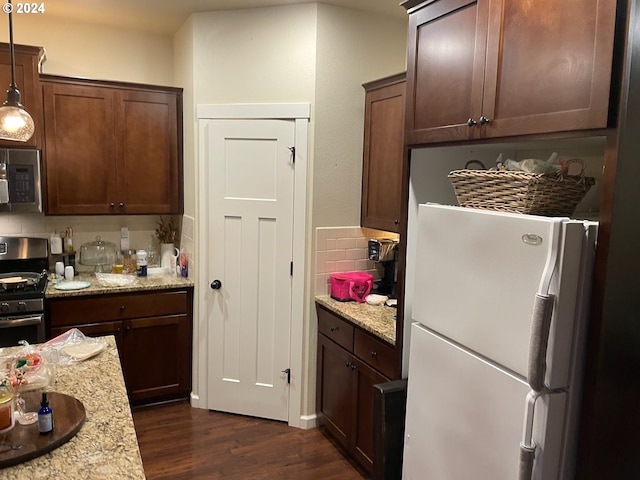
[402,204,597,480]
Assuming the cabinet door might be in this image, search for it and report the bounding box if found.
[481,0,616,138]
[316,334,354,451]
[405,0,489,145]
[114,89,182,214]
[0,44,44,149]
[361,77,405,233]
[122,314,191,405]
[42,81,117,214]
[352,356,389,474]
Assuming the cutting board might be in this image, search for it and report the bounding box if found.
[0,391,86,468]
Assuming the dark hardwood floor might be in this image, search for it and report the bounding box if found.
[132,401,368,480]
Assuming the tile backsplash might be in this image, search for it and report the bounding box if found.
[314,226,400,296]
[0,213,192,276]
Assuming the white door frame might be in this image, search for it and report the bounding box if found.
[193,103,310,428]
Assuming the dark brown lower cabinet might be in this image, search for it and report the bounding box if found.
[316,305,391,474]
[47,288,193,406]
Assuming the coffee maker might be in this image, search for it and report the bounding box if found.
[368,238,398,298]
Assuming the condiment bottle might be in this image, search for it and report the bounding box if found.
[137,249,148,277]
[38,392,53,434]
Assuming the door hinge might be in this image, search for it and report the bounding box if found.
[290,261,293,276]
[282,368,291,384]
[288,146,295,164]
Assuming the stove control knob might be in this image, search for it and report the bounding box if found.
[0,302,9,313]
[17,301,27,312]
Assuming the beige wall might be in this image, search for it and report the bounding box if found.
[0,14,173,84]
[313,4,407,228]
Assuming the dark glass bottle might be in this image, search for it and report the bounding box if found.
[38,392,53,434]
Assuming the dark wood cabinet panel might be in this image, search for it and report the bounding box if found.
[41,75,183,215]
[316,305,392,475]
[317,305,354,351]
[403,0,617,145]
[405,0,487,144]
[47,288,193,406]
[0,43,44,149]
[48,289,188,326]
[481,0,616,138]
[354,329,396,380]
[316,334,353,450]
[115,89,181,214]
[123,314,191,404]
[352,356,387,470]
[42,82,116,214]
[361,73,405,233]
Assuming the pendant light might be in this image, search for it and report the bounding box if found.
[0,0,34,142]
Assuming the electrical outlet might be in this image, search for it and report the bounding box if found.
[121,227,129,239]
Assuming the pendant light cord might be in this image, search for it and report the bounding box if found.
[8,0,16,88]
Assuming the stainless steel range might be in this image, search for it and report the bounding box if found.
[0,236,49,347]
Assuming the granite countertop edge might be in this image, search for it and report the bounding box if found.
[315,295,396,346]
[46,272,194,298]
[0,336,145,479]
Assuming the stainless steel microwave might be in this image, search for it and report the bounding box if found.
[0,148,42,213]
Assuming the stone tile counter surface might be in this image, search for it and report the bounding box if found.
[315,295,396,345]
[46,272,194,298]
[1,336,145,479]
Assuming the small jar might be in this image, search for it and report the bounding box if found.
[122,249,137,274]
[0,387,15,434]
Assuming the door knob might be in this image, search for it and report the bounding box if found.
[210,279,222,290]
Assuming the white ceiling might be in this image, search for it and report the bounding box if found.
[42,0,407,35]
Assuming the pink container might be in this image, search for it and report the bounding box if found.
[330,272,373,303]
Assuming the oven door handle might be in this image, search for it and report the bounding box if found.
[0,314,43,328]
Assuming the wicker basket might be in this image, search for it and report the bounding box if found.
[448,158,595,217]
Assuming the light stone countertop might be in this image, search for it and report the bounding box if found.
[315,295,397,345]
[45,272,194,298]
[0,336,145,479]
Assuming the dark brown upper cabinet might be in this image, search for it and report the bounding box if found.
[361,73,406,233]
[402,0,617,145]
[41,75,183,215]
[0,43,45,149]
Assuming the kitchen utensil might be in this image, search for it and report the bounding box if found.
[79,236,118,273]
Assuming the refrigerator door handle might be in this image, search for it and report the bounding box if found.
[528,293,555,391]
[519,391,540,480]
[527,220,561,392]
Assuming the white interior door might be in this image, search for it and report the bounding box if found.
[202,118,294,421]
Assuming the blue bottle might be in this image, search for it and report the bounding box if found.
[38,392,53,434]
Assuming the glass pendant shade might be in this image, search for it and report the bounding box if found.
[0,0,35,142]
[0,88,35,142]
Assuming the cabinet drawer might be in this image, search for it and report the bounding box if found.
[354,329,395,379]
[317,306,354,351]
[48,290,188,327]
